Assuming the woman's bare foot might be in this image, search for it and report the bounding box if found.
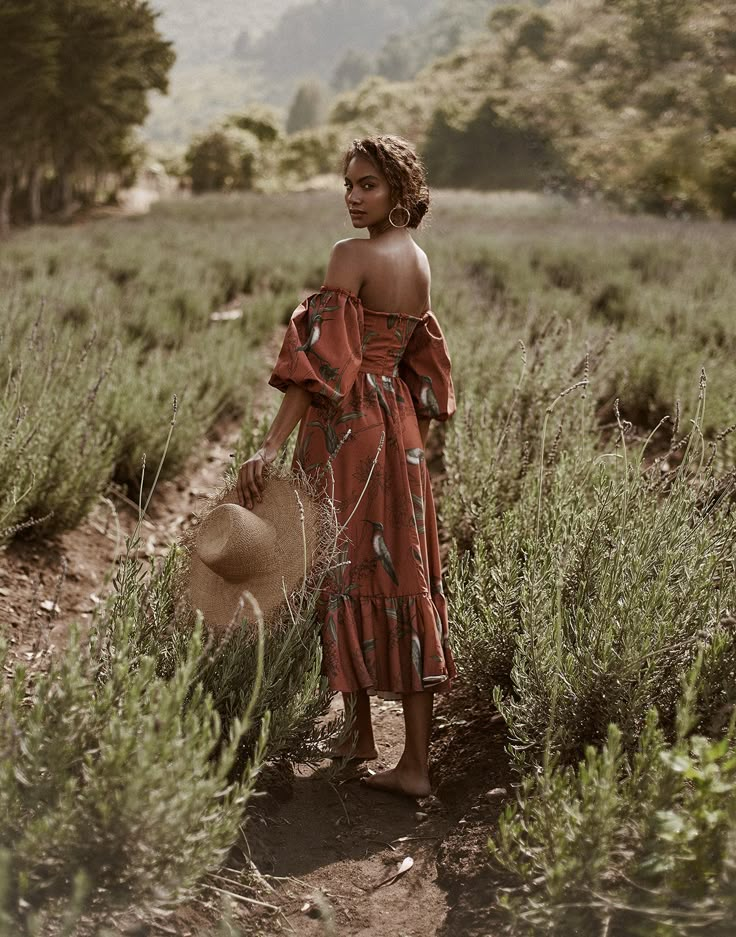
[361,765,431,798]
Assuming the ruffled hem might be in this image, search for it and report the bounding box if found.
[319,591,457,699]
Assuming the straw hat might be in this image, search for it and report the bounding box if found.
[186,473,321,636]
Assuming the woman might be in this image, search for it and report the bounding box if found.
[236,135,456,798]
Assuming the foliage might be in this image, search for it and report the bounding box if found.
[0,532,268,932]
[0,178,734,931]
[169,415,344,766]
[321,0,736,217]
[0,406,343,931]
[445,375,736,769]
[0,0,174,229]
[425,189,736,932]
[488,679,736,936]
[0,191,334,541]
[438,207,736,767]
[423,99,561,189]
[275,125,346,182]
[328,76,435,145]
[703,127,736,219]
[185,127,260,193]
[184,105,292,192]
[148,0,498,145]
[227,106,283,144]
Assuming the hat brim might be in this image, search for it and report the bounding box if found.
[184,471,322,638]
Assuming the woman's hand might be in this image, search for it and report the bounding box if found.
[236,446,277,509]
[234,384,312,509]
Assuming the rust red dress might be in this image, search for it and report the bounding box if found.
[269,285,457,699]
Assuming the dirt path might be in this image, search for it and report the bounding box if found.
[230,681,511,937]
[245,696,451,936]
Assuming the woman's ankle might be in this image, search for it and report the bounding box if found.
[397,752,429,778]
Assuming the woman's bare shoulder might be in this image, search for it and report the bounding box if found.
[414,241,431,272]
[332,236,369,252]
[325,239,366,294]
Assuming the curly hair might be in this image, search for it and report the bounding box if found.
[342,135,430,228]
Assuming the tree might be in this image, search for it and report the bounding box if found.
[512,10,554,61]
[185,127,259,193]
[423,101,561,190]
[621,0,694,75]
[0,0,58,230]
[331,49,373,92]
[0,0,174,230]
[286,80,325,135]
[376,35,416,82]
[48,0,174,213]
[703,128,736,218]
[226,105,282,144]
[232,29,252,61]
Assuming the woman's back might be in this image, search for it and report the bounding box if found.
[347,234,431,318]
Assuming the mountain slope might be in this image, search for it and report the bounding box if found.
[150,0,305,65]
[144,0,308,145]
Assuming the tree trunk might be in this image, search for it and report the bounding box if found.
[29,165,43,223]
[58,165,76,217]
[0,176,12,238]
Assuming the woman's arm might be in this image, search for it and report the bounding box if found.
[237,241,365,508]
[236,383,312,509]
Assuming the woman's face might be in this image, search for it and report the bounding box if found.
[344,155,393,229]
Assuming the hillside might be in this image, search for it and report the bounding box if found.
[143,0,497,146]
[144,0,307,145]
[150,0,304,63]
[322,0,735,216]
[242,0,438,99]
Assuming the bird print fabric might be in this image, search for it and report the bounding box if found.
[269,286,457,698]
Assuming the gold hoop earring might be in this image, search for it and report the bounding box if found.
[388,205,410,228]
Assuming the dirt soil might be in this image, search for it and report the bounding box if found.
[236,684,512,937]
[1,406,512,937]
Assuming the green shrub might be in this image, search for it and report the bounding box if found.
[0,546,268,932]
[488,676,736,936]
[0,320,118,540]
[169,414,343,767]
[185,128,260,193]
[492,463,736,768]
[0,411,343,931]
[446,366,736,768]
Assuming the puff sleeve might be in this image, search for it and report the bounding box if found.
[268,288,364,406]
[398,311,456,422]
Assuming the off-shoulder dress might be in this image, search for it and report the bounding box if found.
[269,286,457,699]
